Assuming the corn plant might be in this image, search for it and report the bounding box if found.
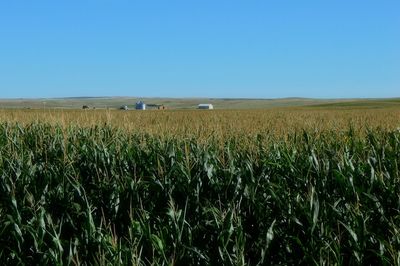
[0,122,399,265]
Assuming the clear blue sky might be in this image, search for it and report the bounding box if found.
[0,1,399,98]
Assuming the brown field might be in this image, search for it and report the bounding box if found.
[1,107,399,140]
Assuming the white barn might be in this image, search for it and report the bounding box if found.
[198,104,214,110]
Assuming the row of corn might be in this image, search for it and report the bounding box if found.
[0,123,399,265]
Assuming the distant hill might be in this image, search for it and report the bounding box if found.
[0,97,399,110]
[307,98,400,109]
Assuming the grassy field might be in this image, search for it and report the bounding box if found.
[309,98,400,109]
[0,106,400,265]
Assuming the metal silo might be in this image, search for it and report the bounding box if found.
[135,101,146,110]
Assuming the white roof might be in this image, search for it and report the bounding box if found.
[198,103,213,106]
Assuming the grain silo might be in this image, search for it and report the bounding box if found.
[135,101,146,110]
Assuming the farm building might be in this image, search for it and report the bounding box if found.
[135,101,146,110]
[147,104,167,110]
[198,104,214,110]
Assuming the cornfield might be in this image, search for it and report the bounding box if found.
[0,109,400,265]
